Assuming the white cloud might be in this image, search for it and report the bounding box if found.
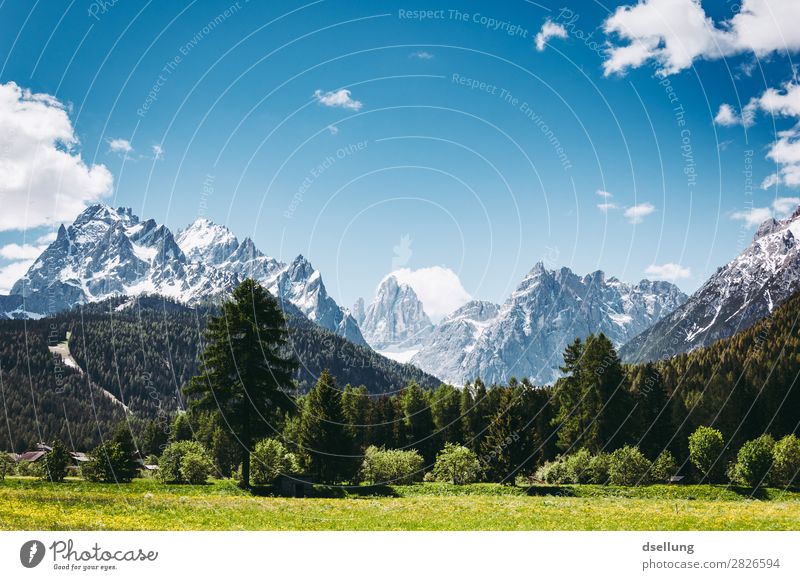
[644,262,691,281]
[0,81,112,232]
[0,259,33,293]
[624,202,655,223]
[603,0,800,76]
[730,197,800,226]
[598,202,618,212]
[714,103,740,126]
[327,125,339,135]
[0,243,45,260]
[313,89,363,111]
[387,266,471,321]
[151,144,164,160]
[731,206,774,227]
[596,189,614,198]
[108,138,133,155]
[410,51,434,60]
[535,19,568,51]
[35,231,57,244]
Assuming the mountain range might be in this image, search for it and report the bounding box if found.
[6,205,366,345]
[4,203,800,386]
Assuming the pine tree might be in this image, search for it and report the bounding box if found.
[401,381,436,463]
[298,370,354,483]
[184,279,298,488]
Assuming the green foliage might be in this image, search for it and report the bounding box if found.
[180,451,214,485]
[185,279,298,487]
[251,438,294,485]
[480,382,544,482]
[401,382,437,463]
[0,453,14,479]
[551,334,633,453]
[771,435,800,487]
[651,451,678,483]
[689,426,725,482]
[170,414,193,443]
[298,370,355,483]
[83,442,135,483]
[433,443,481,484]
[40,440,71,482]
[359,446,424,485]
[586,453,611,484]
[608,446,652,486]
[158,441,212,485]
[730,435,775,487]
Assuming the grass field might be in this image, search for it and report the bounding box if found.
[1,477,799,531]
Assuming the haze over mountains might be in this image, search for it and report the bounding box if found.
[3,203,800,386]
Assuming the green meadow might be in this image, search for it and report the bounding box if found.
[2,477,799,531]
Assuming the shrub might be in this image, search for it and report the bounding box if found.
[39,440,71,482]
[651,451,678,483]
[608,446,651,486]
[15,460,36,477]
[158,441,212,484]
[586,453,611,484]
[433,443,481,484]
[180,451,214,484]
[536,458,571,484]
[730,434,775,487]
[251,438,293,485]
[562,449,593,484]
[771,434,800,487]
[360,446,424,485]
[0,453,15,479]
[82,441,137,483]
[688,426,725,482]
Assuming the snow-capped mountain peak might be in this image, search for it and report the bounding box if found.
[175,217,238,265]
[621,205,800,363]
[358,275,434,351]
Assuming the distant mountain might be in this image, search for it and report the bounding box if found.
[410,300,499,382]
[356,275,434,352]
[7,205,365,345]
[621,205,800,363]
[416,264,686,385]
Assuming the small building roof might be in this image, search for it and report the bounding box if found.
[18,451,46,462]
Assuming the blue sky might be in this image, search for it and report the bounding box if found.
[1,0,799,313]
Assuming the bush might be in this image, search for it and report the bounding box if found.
[651,451,678,483]
[83,441,137,483]
[730,434,775,487]
[536,458,571,484]
[157,441,212,484]
[688,426,725,482]
[608,446,651,486]
[0,453,14,479]
[251,438,294,485]
[771,434,800,487]
[39,440,71,482]
[180,451,214,485]
[586,453,611,484]
[433,443,481,484]
[360,446,424,485]
[562,449,593,484]
[15,460,36,477]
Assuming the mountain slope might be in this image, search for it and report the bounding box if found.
[427,264,686,385]
[410,300,499,382]
[621,206,800,363]
[0,294,440,451]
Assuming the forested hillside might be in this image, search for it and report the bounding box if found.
[0,295,439,451]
